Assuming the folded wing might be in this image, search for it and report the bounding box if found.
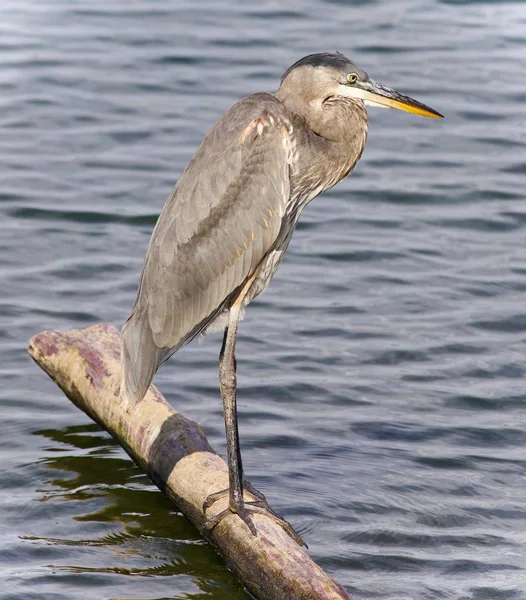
[121,95,293,404]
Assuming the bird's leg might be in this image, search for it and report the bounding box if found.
[220,306,253,529]
[203,305,305,546]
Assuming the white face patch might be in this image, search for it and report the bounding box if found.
[336,83,369,101]
[336,83,388,109]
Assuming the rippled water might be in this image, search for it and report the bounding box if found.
[2,1,526,598]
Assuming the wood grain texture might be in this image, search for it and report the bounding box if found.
[28,323,352,600]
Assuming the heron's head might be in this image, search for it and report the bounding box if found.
[277,52,443,132]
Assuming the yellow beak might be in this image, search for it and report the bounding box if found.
[358,80,443,118]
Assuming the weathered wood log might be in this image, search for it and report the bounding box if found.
[28,323,351,600]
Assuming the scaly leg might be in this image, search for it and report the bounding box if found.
[203,304,305,546]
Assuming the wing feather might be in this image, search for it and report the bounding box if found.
[121,94,294,404]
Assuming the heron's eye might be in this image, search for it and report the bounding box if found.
[347,73,358,84]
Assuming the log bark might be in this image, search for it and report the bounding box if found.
[28,323,351,600]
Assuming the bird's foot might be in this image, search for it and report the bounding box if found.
[203,479,267,510]
[203,482,305,547]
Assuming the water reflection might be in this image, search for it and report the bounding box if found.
[30,424,249,600]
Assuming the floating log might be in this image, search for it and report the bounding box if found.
[28,323,351,600]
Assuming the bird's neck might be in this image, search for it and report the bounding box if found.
[275,89,368,193]
[290,109,368,196]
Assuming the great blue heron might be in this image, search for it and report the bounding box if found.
[121,52,442,544]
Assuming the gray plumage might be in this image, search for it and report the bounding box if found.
[121,52,442,541]
[122,54,370,403]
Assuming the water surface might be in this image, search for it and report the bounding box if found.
[2,0,526,598]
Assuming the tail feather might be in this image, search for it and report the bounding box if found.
[121,311,162,405]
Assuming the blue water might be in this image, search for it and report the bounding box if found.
[2,1,526,598]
